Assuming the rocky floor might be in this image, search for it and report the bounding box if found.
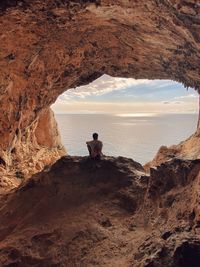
[0,156,200,266]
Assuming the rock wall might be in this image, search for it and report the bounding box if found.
[0,107,66,191]
[0,156,200,266]
[145,123,200,170]
[0,0,200,175]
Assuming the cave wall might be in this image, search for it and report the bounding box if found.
[0,0,200,175]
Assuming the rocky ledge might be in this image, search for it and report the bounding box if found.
[0,156,200,267]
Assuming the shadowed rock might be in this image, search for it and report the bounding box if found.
[0,156,200,266]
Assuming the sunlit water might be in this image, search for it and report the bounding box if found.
[55,113,198,164]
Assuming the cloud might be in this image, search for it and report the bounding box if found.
[59,74,155,101]
[162,101,182,105]
[52,99,198,114]
[173,94,197,100]
[52,75,198,114]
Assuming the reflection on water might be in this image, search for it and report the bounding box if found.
[55,113,198,164]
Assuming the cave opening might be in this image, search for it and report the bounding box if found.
[51,75,198,164]
[1,0,200,185]
[1,1,200,265]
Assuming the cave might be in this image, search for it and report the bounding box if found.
[1,1,200,266]
[1,0,200,181]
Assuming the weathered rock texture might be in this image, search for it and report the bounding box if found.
[0,107,65,192]
[0,156,200,266]
[0,0,200,179]
[0,1,200,265]
[145,129,200,171]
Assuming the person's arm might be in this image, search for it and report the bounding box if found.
[86,141,92,156]
[99,141,103,153]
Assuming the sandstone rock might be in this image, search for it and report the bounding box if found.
[0,156,199,266]
[0,0,200,184]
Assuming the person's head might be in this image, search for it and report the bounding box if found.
[93,133,98,140]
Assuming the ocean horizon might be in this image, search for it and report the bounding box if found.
[55,113,198,164]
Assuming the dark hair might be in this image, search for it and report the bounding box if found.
[93,133,98,140]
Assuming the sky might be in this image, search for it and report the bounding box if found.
[51,74,199,114]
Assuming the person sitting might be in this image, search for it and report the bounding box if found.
[86,133,103,160]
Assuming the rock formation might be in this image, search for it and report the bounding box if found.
[145,126,200,171]
[0,1,200,265]
[0,156,200,266]
[0,0,200,179]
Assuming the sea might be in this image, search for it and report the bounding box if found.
[55,113,198,164]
